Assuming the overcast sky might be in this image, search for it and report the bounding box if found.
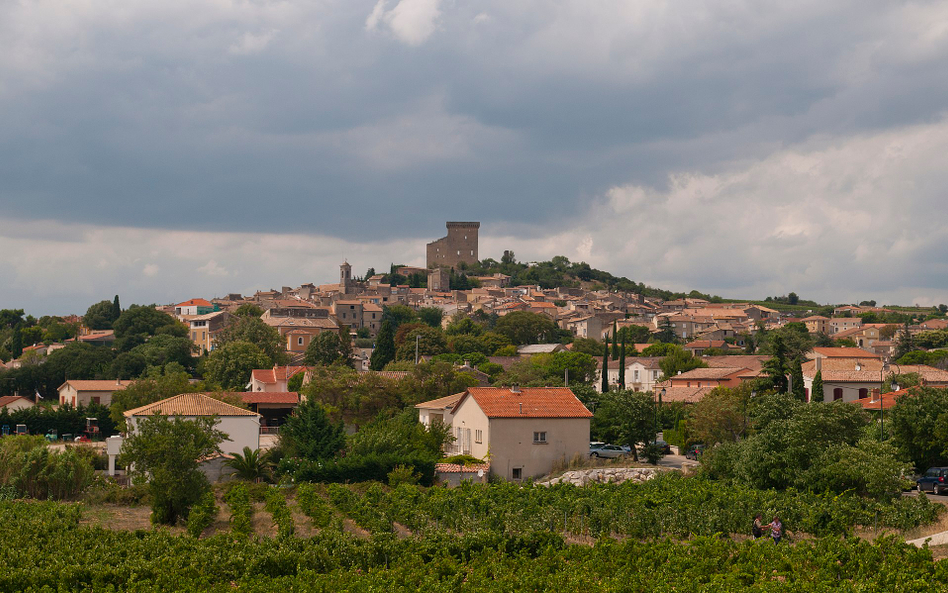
[3,0,948,315]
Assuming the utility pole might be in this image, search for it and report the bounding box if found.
[415,334,420,365]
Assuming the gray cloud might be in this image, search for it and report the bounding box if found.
[2,0,948,313]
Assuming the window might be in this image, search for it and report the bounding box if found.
[634,370,639,380]
[512,467,522,480]
[92,397,100,405]
[475,429,483,444]
[858,388,868,399]
[533,431,547,444]
[833,388,843,401]
[298,337,304,346]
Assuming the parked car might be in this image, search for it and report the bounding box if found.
[917,467,948,495]
[589,443,629,459]
[684,444,705,460]
[637,440,672,455]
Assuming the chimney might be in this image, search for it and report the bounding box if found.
[511,384,521,394]
[870,388,880,402]
[816,357,822,372]
[519,402,523,415]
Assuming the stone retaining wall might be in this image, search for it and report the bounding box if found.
[538,466,668,487]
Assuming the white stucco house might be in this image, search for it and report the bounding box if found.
[123,393,261,455]
[421,386,592,482]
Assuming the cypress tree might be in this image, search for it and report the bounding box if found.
[10,325,22,359]
[618,339,626,389]
[601,343,609,393]
[337,325,354,368]
[812,370,824,402]
[790,357,805,401]
[370,320,396,371]
[112,295,121,321]
[611,322,619,360]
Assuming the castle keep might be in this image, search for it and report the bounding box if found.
[426,221,480,270]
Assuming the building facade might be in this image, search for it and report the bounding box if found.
[426,221,480,269]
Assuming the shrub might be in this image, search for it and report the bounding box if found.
[283,454,436,486]
[186,490,218,538]
[387,464,420,488]
[224,482,253,537]
[296,483,333,529]
[264,488,294,539]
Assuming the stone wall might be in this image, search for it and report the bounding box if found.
[538,466,667,487]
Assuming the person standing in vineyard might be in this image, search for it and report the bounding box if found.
[766,516,783,544]
[752,514,764,539]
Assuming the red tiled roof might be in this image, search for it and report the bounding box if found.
[0,396,31,407]
[857,387,918,411]
[125,393,259,417]
[251,366,309,385]
[239,392,300,405]
[59,379,134,392]
[415,392,465,410]
[456,387,592,419]
[811,347,880,358]
[655,384,716,403]
[176,298,213,308]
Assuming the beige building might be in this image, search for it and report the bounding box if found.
[0,395,34,411]
[445,387,592,481]
[58,379,135,407]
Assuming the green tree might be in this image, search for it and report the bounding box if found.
[347,409,451,460]
[234,303,264,318]
[601,344,609,392]
[131,334,196,371]
[617,324,652,345]
[84,300,117,330]
[418,307,444,329]
[203,341,270,390]
[812,370,824,402]
[618,340,626,388]
[762,334,789,392]
[305,331,342,366]
[687,385,755,445]
[113,305,185,342]
[571,337,604,357]
[109,366,195,429]
[381,305,417,329]
[659,346,707,380]
[395,326,448,361]
[895,322,917,360]
[494,311,558,345]
[445,316,484,336]
[611,322,619,360]
[790,357,805,401]
[592,390,656,462]
[224,446,273,482]
[112,295,121,321]
[370,320,396,371]
[215,316,287,366]
[10,325,22,359]
[280,398,346,461]
[888,387,948,470]
[337,325,354,368]
[655,317,677,344]
[120,413,226,525]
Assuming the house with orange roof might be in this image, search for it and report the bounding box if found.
[445,386,592,481]
[174,298,219,317]
[58,379,136,407]
[250,365,310,392]
[0,395,34,411]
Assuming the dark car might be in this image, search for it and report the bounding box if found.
[684,444,705,460]
[917,467,948,495]
[639,439,672,455]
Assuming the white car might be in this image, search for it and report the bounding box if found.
[589,443,629,458]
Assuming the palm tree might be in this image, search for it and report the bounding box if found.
[224,447,273,482]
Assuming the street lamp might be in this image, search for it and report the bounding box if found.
[654,387,666,445]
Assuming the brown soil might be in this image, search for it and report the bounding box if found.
[80,504,181,533]
[251,501,277,538]
[343,518,371,539]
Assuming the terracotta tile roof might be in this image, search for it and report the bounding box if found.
[654,384,716,403]
[59,380,135,392]
[0,396,31,407]
[415,392,465,410]
[124,393,260,417]
[78,331,115,342]
[856,386,925,410]
[684,340,728,348]
[703,355,769,370]
[251,366,309,385]
[176,298,213,308]
[238,392,300,405]
[456,387,592,419]
[811,347,879,358]
[673,366,750,380]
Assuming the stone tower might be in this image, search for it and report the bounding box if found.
[340,261,352,295]
[426,221,480,269]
